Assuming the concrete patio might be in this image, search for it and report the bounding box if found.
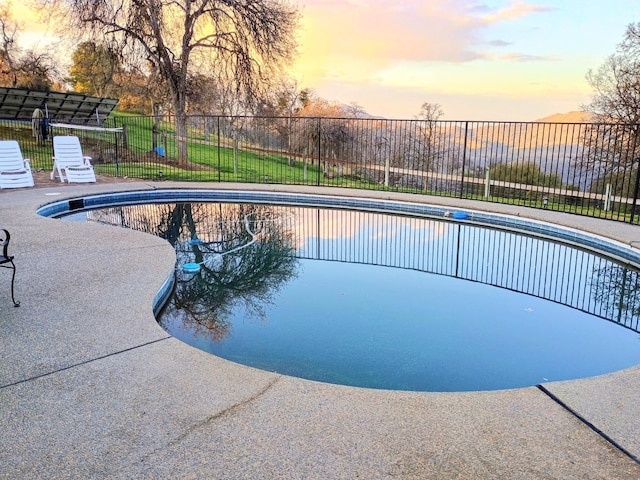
[1,181,640,479]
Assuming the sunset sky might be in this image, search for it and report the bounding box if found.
[293,0,639,121]
[6,0,640,121]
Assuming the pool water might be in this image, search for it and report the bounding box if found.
[66,201,640,391]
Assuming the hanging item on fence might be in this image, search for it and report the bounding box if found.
[32,108,43,137]
[41,116,49,141]
[31,108,48,144]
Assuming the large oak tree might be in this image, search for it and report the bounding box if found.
[44,0,298,166]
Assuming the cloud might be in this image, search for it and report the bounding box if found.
[487,39,513,47]
[479,1,554,24]
[295,0,554,86]
[497,52,560,62]
[297,1,480,74]
[467,3,495,15]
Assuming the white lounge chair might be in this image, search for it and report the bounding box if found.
[0,140,35,189]
[51,135,96,183]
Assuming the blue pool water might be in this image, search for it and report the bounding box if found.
[61,199,640,392]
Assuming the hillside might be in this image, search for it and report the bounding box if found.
[534,111,593,123]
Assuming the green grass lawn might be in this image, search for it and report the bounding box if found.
[107,112,382,188]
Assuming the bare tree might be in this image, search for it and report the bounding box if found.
[579,22,640,192]
[415,102,445,165]
[417,102,444,123]
[0,3,58,90]
[43,0,299,166]
[0,3,19,84]
[290,97,354,179]
[409,102,446,190]
[256,79,310,165]
[585,23,640,125]
[13,51,58,90]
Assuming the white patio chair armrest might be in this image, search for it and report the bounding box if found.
[24,158,31,169]
[83,156,92,165]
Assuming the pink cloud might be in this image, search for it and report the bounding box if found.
[480,1,554,23]
[299,0,552,66]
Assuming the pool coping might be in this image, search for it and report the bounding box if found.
[2,181,640,478]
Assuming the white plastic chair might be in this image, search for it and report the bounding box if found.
[51,136,96,183]
[0,140,35,189]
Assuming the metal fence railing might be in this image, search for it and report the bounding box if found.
[2,114,640,224]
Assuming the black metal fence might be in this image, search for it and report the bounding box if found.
[3,114,640,224]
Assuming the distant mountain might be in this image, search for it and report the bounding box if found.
[534,111,593,123]
[435,111,597,188]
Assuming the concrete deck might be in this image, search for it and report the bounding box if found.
[1,181,640,479]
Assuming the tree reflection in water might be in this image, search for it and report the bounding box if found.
[591,263,640,329]
[154,203,299,342]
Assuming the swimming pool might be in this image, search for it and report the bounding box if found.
[47,190,640,392]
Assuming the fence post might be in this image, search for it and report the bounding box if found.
[630,157,640,223]
[484,168,490,198]
[217,116,221,182]
[163,133,168,163]
[604,183,612,211]
[233,137,238,175]
[460,121,469,198]
[627,129,640,223]
[317,117,321,186]
[384,156,390,187]
[113,117,120,178]
[121,124,128,149]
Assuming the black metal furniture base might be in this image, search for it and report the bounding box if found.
[1,229,20,307]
